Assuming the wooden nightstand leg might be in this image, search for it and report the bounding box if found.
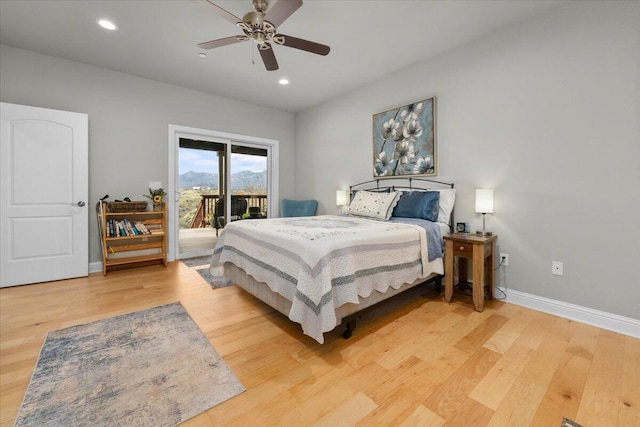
[485,243,495,300]
[444,240,454,303]
[489,239,496,299]
[472,244,484,312]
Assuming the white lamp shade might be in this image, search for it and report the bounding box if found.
[336,190,350,206]
[475,189,494,214]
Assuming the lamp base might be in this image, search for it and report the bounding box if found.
[475,231,493,236]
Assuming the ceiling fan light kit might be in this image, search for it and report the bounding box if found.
[199,0,330,71]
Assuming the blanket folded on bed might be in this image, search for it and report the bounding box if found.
[210,215,442,343]
[389,217,443,261]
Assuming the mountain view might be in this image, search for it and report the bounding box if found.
[179,170,267,191]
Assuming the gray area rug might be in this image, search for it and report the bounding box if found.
[197,267,233,288]
[14,302,244,427]
[180,255,212,267]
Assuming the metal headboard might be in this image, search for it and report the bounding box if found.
[349,177,455,228]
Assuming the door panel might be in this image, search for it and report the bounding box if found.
[12,216,73,258]
[13,120,73,203]
[0,102,88,287]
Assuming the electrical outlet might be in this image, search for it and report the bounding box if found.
[500,253,509,267]
[552,261,563,276]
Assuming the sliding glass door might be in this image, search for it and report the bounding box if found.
[230,144,268,220]
[176,138,269,259]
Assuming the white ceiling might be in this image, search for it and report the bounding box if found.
[0,0,566,113]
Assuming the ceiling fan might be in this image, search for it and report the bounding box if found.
[198,0,330,71]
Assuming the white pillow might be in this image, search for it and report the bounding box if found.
[348,190,400,220]
[435,188,456,224]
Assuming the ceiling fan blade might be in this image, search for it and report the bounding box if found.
[204,0,242,25]
[258,43,279,71]
[277,34,330,56]
[198,35,247,50]
[265,0,302,27]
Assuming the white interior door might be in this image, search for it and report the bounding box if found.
[0,102,88,287]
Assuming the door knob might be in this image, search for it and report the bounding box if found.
[77,201,86,207]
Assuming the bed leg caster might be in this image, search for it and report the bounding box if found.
[342,319,356,339]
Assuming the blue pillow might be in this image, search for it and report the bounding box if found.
[392,191,440,222]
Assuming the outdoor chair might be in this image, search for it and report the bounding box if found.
[213,197,248,236]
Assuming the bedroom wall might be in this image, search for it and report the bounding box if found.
[0,44,296,264]
[294,1,640,319]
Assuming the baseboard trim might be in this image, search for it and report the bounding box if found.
[497,287,639,339]
[89,262,102,274]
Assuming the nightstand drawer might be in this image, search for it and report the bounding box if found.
[452,243,473,258]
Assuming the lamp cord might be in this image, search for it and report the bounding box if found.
[494,257,507,300]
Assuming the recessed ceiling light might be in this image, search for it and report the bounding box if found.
[199,53,207,58]
[97,19,118,31]
[278,78,290,85]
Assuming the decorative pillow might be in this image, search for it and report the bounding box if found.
[349,186,390,202]
[392,191,440,222]
[348,190,400,220]
[435,188,456,224]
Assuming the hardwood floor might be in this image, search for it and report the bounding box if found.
[1,261,638,426]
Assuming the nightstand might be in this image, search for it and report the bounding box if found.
[443,233,497,312]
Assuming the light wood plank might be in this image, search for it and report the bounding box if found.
[486,377,546,427]
[311,392,378,427]
[469,342,535,410]
[356,388,426,426]
[423,347,501,419]
[619,336,640,426]
[399,404,446,427]
[482,308,534,354]
[529,351,591,425]
[0,261,638,427]
[575,329,626,426]
[443,396,494,427]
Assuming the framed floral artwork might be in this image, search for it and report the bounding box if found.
[372,97,436,177]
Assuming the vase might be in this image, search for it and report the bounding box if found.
[153,202,162,212]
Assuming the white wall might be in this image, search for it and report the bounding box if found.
[295,1,640,319]
[0,45,296,264]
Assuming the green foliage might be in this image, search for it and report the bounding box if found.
[179,189,217,229]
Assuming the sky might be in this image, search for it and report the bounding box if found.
[179,148,266,175]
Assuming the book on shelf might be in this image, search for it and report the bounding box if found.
[135,221,151,234]
[144,219,163,233]
[123,219,136,236]
[105,218,159,238]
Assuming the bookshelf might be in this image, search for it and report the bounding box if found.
[97,201,167,275]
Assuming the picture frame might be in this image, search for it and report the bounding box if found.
[456,222,469,233]
[372,96,436,177]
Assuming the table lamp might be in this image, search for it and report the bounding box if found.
[336,189,349,214]
[475,189,494,236]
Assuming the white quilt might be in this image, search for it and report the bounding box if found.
[209,215,443,343]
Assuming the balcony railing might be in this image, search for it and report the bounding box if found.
[189,194,268,229]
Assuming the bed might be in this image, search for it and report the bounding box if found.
[209,178,455,343]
